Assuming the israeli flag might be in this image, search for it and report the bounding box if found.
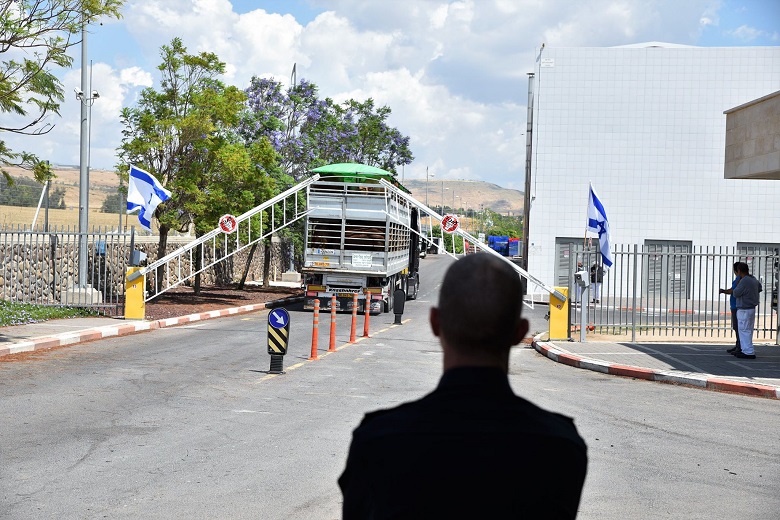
[586,183,613,268]
[126,166,171,232]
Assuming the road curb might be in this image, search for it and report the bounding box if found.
[264,295,305,309]
[532,335,780,400]
[0,302,273,358]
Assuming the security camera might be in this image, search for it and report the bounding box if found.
[574,270,590,288]
[74,88,83,98]
[91,90,100,99]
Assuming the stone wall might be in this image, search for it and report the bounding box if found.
[0,235,289,306]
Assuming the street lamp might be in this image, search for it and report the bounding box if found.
[442,184,447,213]
[426,167,433,208]
[71,12,100,305]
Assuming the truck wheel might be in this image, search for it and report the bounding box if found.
[384,276,396,313]
[408,275,419,300]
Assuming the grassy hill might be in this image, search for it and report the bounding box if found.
[2,165,132,230]
[0,166,524,229]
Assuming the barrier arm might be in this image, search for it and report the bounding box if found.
[127,174,320,284]
[379,179,566,305]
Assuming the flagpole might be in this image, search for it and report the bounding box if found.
[580,182,591,342]
[583,181,591,249]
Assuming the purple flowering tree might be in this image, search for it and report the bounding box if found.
[240,77,414,179]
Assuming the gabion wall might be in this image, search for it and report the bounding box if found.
[0,231,288,309]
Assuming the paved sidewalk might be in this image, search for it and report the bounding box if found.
[0,299,299,358]
[534,336,780,399]
[0,284,305,358]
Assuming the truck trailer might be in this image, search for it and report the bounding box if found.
[302,164,421,313]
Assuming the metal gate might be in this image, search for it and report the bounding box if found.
[567,244,778,341]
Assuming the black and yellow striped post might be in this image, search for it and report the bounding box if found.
[267,308,291,374]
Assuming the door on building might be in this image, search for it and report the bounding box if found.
[644,240,692,299]
[555,238,583,288]
[555,238,599,290]
[737,242,779,287]
[737,242,779,309]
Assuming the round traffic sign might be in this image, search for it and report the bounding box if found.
[268,308,290,329]
[441,214,459,234]
[219,214,237,233]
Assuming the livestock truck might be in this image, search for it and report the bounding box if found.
[302,164,421,314]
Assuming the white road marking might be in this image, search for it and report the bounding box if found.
[164,323,208,329]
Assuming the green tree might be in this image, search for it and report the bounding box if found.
[337,98,413,172]
[118,38,273,293]
[0,175,42,206]
[482,209,522,238]
[0,0,124,183]
[100,191,123,213]
[0,174,63,208]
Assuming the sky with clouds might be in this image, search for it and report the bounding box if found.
[5,0,779,189]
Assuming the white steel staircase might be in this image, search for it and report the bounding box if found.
[378,179,566,305]
[129,175,319,301]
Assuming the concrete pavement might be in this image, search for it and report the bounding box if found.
[2,298,779,400]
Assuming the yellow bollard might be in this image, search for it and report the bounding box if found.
[549,286,569,340]
[124,267,146,320]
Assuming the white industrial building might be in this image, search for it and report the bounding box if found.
[525,42,780,294]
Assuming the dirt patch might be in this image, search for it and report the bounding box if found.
[143,285,301,321]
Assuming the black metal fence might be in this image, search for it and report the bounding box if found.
[566,245,779,342]
[0,225,130,315]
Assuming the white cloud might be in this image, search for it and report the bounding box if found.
[727,24,773,42]
[119,67,154,88]
[699,1,720,27]
[5,0,757,188]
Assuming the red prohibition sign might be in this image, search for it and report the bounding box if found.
[219,214,238,234]
[441,214,459,234]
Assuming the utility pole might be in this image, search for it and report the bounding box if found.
[77,15,90,288]
[69,12,101,304]
[522,71,535,271]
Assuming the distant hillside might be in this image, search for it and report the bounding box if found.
[1,166,524,226]
[401,179,523,215]
[2,165,119,211]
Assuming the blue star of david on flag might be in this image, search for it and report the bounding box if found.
[126,165,172,232]
[586,183,613,268]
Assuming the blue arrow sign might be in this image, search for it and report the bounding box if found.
[268,308,290,329]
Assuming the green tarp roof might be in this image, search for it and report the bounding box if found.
[311,163,411,193]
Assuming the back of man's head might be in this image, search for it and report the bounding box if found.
[433,254,526,359]
[737,262,751,275]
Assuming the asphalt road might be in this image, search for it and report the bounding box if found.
[1,255,778,519]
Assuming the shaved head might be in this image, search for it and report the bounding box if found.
[431,254,528,368]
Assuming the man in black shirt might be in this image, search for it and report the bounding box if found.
[339,254,588,519]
